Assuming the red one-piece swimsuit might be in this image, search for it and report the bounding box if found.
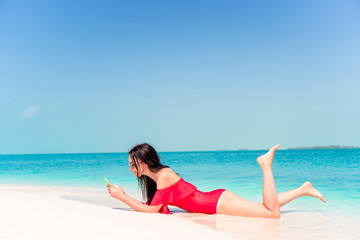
[149,178,226,214]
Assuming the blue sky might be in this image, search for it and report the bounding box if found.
[1,0,359,154]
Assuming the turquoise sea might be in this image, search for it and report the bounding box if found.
[1,149,359,218]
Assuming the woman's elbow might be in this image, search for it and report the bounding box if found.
[134,207,159,213]
[138,209,158,213]
[145,206,160,213]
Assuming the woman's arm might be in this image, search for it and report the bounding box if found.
[121,193,163,213]
[107,185,162,213]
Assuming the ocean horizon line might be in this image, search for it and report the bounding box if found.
[1,145,359,156]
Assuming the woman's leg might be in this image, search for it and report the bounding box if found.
[257,145,280,213]
[217,145,281,219]
[278,182,326,207]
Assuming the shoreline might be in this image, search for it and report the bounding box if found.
[1,184,358,239]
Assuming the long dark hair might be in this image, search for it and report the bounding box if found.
[128,143,168,204]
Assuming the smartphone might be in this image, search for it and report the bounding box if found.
[104,177,114,188]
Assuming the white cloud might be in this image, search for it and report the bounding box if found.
[21,107,37,118]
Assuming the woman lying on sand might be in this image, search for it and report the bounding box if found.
[107,143,326,218]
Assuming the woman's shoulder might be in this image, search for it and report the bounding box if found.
[157,168,181,189]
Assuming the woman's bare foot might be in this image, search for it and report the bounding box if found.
[257,145,280,168]
[301,181,326,203]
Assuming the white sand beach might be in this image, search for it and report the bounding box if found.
[0,187,236,240]
[0,186,358,240]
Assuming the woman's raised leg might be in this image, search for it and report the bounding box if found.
[277,181,326,207]
[256,145,281,213]
[217,145,281,218]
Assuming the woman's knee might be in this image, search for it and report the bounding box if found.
[270,210,281,219]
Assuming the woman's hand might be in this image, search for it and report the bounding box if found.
[107,184,126,201]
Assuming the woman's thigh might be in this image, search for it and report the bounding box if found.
[216,191,280,218]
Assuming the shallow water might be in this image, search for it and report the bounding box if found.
[1,149,359,211]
